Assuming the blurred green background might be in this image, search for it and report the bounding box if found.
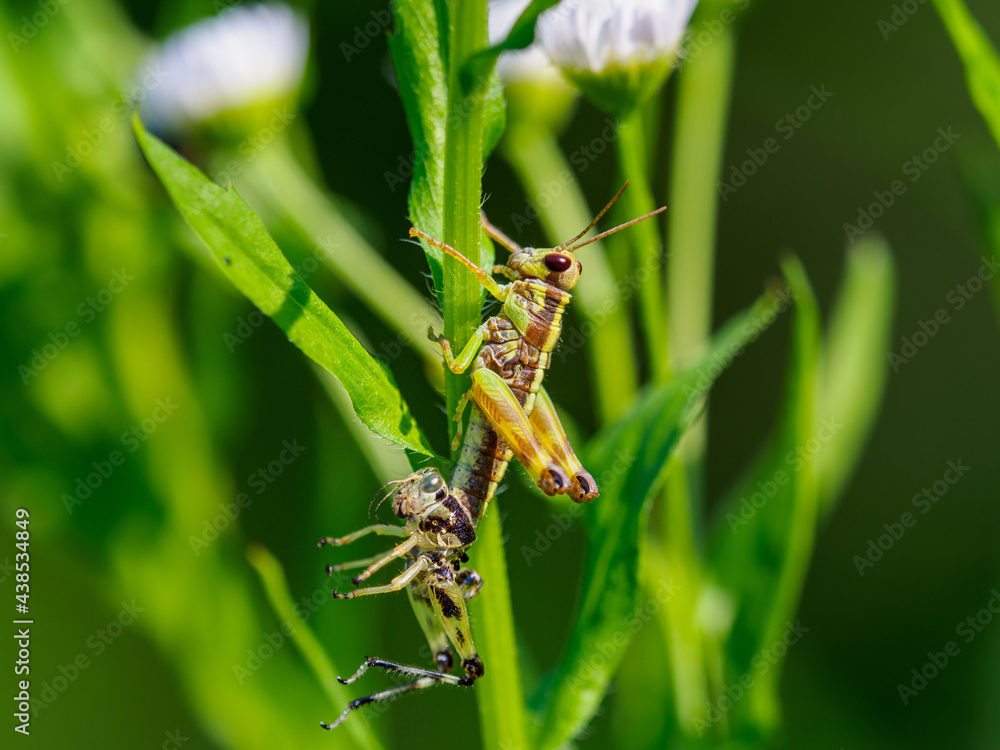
[2,0,1000,748]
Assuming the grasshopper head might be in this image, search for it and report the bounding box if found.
[498,182,664,292]
[391,468,448,521]
[506,247,582,291]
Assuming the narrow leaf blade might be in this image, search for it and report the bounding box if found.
[706,257,821,737]
[134,115,434,457]
[933,0,1000,147]
[247,545,385,750]
[533,290,785,750]
[388,0,448,305]
[817,237,896,513]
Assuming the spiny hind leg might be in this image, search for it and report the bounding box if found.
[469,368,571,498]
[336,656,471,687]
[529,386,599,502]
[320,676,443,731]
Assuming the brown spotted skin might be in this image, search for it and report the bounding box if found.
[451,279,572,525]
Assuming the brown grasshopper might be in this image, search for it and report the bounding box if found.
[319,184,664,729]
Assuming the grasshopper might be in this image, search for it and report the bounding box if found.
[319,184,664,729]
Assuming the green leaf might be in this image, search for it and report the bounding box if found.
[532,289,786,750]
[388,0,505,311]
[706,257,821,738]
[387,0,449,306]
[133,115,434,457]
[959,152,1000,322]
[461,0,561,94]
[933,0,1000,147]
[247,545,385,750]
[816,237,896,513]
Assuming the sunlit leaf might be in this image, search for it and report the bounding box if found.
[933,0,1000,147]
[133,115,435,457]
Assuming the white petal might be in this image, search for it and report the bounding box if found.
[538,0,699,74]
[141,3,309,132]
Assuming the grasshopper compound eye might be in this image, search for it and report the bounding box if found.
[419,472,446,498]
[544,253,572,272]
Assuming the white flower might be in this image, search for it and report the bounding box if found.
[539,0,697,73]
[141,3,309,133]
[537,0,699,111]
[489,0,561,84]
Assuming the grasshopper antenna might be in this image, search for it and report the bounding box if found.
[367,476,407,519]
[557,181,631,250]
[570,205,667,251]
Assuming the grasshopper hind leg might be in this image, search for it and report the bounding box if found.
[320,676,442,731]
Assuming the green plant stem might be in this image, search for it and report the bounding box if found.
[659,29,737,735]
[471,511,530,750]
[442,0,490,449]
[667,29,735,371]
[502,125,639,423]
[248,137,441,367]
[617,105,667,381]
[659,464,710,734]
[442,4,529,749]
[248,544,384,750]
